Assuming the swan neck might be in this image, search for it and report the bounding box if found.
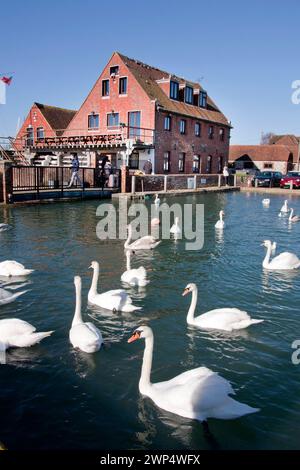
[187,288,198,323]
[124,226,132,249]
[126,251,131,270]
[289,209,293,221]
[263,244,272,268]
[139,335,153,393]
[220,212,223,222]
[72,281,83,326]
[90,265,99,296]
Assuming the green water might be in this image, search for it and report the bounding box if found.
[0,191,300,450]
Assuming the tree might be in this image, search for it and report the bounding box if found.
[260,132,275,145]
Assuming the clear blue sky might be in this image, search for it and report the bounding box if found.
[1,0,299,144]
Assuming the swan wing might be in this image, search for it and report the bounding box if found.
[0,260,33,276]
[151,369,238,420]
[269,251,300,269]
[70,322,102,352]
[130,236,158,249]
[193,308,251,330]
[0,319,36,339]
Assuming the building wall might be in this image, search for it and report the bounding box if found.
[154,111,230,174]
[254,161,288,173]
[63,52,155,138]
[15,104,56,150]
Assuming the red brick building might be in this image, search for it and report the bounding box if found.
[16,52,231,174]
[230,134,300,173]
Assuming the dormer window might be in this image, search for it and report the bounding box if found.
[170,81,179,100]
[110,66,119,76]
[199,91,207,108]
[185,86,193,104]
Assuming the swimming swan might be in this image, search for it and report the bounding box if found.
[88,261,141,312]
[170,217,181,235]
[279,200,289,214]
[182,283,263,331]
[0,261,34,277]
[262,199,270,207]
[289,208,300,223]
[121,251,149,287]
[215,210,225,229]
[128,326,259,424]
[262,240,300,270]
[69,276,102,353]
[124,224,161,250]
[0,319,53,352]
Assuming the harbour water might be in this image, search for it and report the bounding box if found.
[1,191,300,450]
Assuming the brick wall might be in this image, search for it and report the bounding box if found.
[63,52,155,138]
[154,111,230,174]
[15,104,56,150]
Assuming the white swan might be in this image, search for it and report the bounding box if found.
[289,208,300,223]
[0,261,34,277]
[0,224,11,232]
[88,261,141,312]
[121,251,149,287]
[215,210,225,229]
[262,240,300,270]
[124,224,161,250]
[154,194,160,205]
[0,287,28,306]
[170,217,181,235]
[262,199,270,207]
[280,200,289,213]
[0,319,53,352]
[128,326,259,423]
[69,276,102,353]
[182,284,263,331]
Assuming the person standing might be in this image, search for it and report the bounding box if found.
[143,158,152,175]
[223,165,229,186]
[68,155,82,188]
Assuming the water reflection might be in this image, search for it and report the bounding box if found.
[261,269,299,293]
[70,348,97,378]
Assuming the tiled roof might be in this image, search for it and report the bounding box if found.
[117,53,230,127]
[35,102,76,132]
[269,134,300,146]
[229,145,293,162]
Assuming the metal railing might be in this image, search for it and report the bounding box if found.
[16,125,155,150]
[12,166,121,194]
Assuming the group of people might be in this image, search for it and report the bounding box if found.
[67,154,114,189]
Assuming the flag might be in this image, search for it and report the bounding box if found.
[0,81,6,104]
[0,76,12,85]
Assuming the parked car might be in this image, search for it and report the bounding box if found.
[252,171,283,187]
[280,171,300,189]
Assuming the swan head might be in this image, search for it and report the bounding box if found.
[128,325,153,343]
[182,283,197,296]
[74,275,81,287]
[219,210,225,216]
[89,261,99,270]
[261,240,272,249]
[175,216,179,223]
